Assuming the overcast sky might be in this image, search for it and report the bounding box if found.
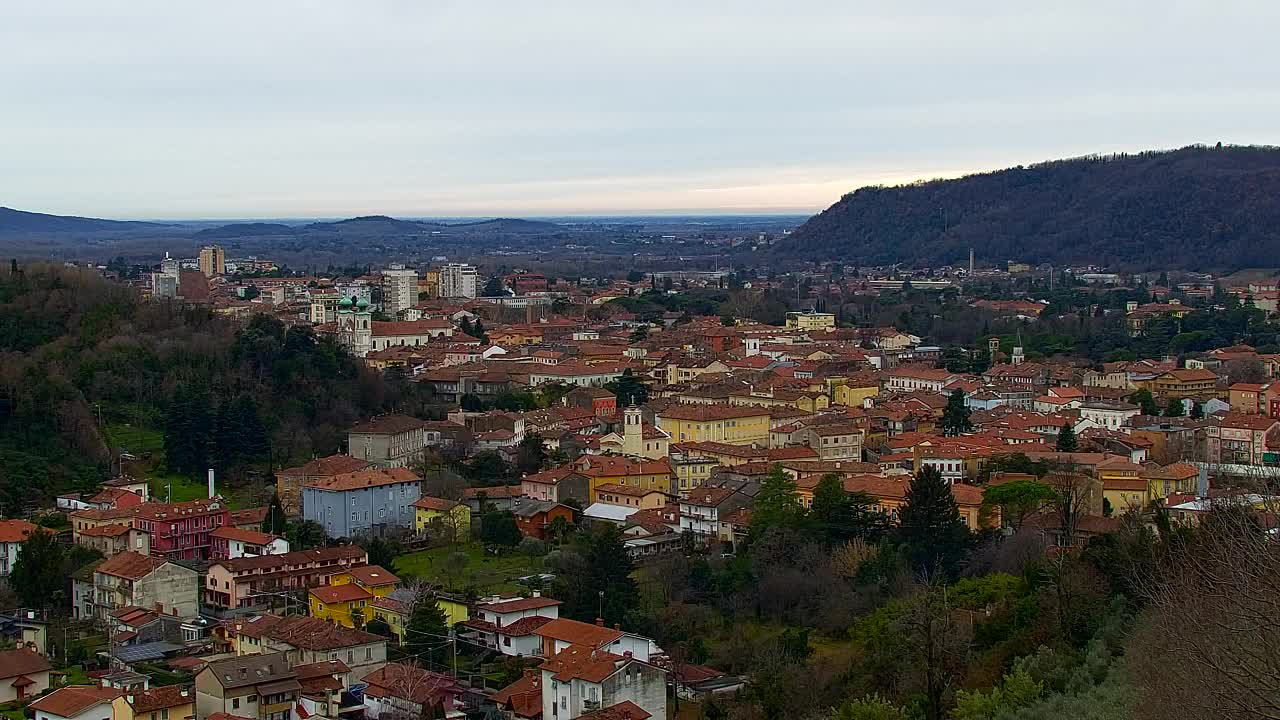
[4,2,1279,219]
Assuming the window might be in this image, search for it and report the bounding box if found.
[366,647,373,660]
[247,696,257,704]
[232,699,240,710]
[348,650,354,664]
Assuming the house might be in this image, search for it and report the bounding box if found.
[795,424,865,460]
[76,523,151,557]
[210,528,289,561]
[369,319,455,351]
[78,552,200,621]
[70,498,231,562]
[347,415,427,468]
[1078,402,1141,431]
[1102,477,1150,515]
[521,466,593,505]
[369,590,469,645]
[534,618,655,662]
[1150,368,1219,399]
[30,685,122,720]
[220,614,388,676]
[575,456,674,497]
[204,546,368,612]
[679,487,750,540]
[786,310,836,331]
[462,485,526,513]
[591,484,667,510]
[538,644,666,720]
[275,455,373,517]
[361,663,463,720]
[194,653,299,720]
[492,668,543,719]
[310,566,400,628]
[512,501,576,540]
[0,648,51,702]
[413,497,471,542]
[293,659,354,720]
[1143,463,1201,501]
[565,387,618,417]
[1205,414,1280,466]
[463,594,563,657]
[654,404,772,446]
[111,685,196,720]
[843,475,989,529]
[885,366,958,393]
[0,520,41,580]
[302,467,422,539]
[334,565,400,598]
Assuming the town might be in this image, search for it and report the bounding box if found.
[0,248,1277,720]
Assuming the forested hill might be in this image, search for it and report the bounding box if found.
[779,145,1280,271]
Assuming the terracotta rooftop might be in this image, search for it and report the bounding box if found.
[346,565,400,586]
[97,551,166,580]
[348,414,427,435]
[278,454,373,478]
[311,584,373,604]
[30,686,123,717]
[304,467,421,492]
[535,618,624,649]
[0,648,51,679]
[479,596,563,614]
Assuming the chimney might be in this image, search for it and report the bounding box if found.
[208,468,216,499]
[531,590,540,598]
[180,690,189,698]
[127,695,134,705]
[614,623,621,630]
[1197,465,1209,498]
[595,617,604,627]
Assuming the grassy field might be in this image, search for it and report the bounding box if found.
[393,542,542,595]
[104,423,164,455]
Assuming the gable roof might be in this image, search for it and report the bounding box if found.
[345,565,399,587]
[535,618,624,649]
[30,686,122,717]
[96,551,167,580]
[304,467,420,492]
[279,454,373,478]
[0,648,51,680]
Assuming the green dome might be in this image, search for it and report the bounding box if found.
[338,296,354,309]
[356,298,370,309]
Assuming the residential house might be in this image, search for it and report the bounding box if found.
[210,528,289,561]
[538,644,667,720]
[370,590,468,645]
[464,595,563,657]
[575,456,674,496]
[512,501,575,540]
[347,415,427,468]
[362,663,463,720]
[293,660,354,720]
[309,584,375,628]
[31,685,122,720]
[565,387,618,417]
[1143,463,1201,501]
[534,618,656,662]
[111,685,196,720]
[76,523,151,558]
[885,366,958,393]
[520,467,592,505]
[1078,401,1142,431]
[0,648,51,702]
[1150,368,1219,399]
[679,487,750,540]
[0,520,41,581]
[591,484,667,510]
[194,653,299,720]
[80,552,200,621]
[462,485,526,514]
[1205,414,1280,466]
[1102,477,1150,515]
[844,475,989,529]
[275,455,373,517]
[204,546,368,612]
[795,424,864,460]
[413,497,471,542]
[302,467,422,539]
[221,615,388,677]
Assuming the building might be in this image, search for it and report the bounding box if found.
[679,487,751,540]
[413,497,471,541]
[76,523,151,557]
[198,245,225,277]
[0,520,41,580]
[79,551,200,621]
[362,663,462,720]
[512,501,576,540]
[464,595,563,657]
[194,652,299,720]
[795,424,864,460]
[785,310,836,331]
[1205,414,1280,466]
[347,416,427,469]
[302,467,422,539]
[369,319,454,351]
[592,484,667,510]
[381,267,418,318]
[370,590,468,645]
[204,546,368,612]
[210,527,289,560]
[335,296,374,357]
[31,685,122,720]
[655,404,772,445]
[309,583,375,628]
[0,648,51,702]
[1150,368,1219,399]
[276,455,374,517]
[1078,402,1142,431]
[438,263,478,299]
[539,643,667,720]
[111,685,196,720]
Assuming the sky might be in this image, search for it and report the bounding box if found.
[4,1,1280,220]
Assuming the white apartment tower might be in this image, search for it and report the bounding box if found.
[381,266,418,318]
[439,263,478,299]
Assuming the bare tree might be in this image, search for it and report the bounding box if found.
[1130,502,1280,720]
[894,585,971,720]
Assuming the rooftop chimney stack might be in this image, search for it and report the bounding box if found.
[208,468,216,499]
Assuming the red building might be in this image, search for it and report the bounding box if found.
[132,498,231,561]
[512,501,574,540]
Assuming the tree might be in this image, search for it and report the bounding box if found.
[365,534,403,570]
[1190,399,1204,419]
[940,389,973,436]
[605,368,650,407]
[629,326,650,343]
[546,515,572,545]
[11,529,65,609]
[404,591,450,664]
[441,550,469,588]
[285,520,327,550]
[365,617,393,639]
[481,277,506,297]
[1130,388,1160,416]
[749,465,804,541]
[263,492,287,535]
[349,605,366,629]
[549,523,637,624]
[895,586,971,720]
[515,434,548,475]
[1055,421,1079,452]
[810,474,889,545]
[481,511,522,547]
[626,270,645,283]
[899,465,970,578]
[164,382,213,477]
[1164,396,1185,417]
[952,667,1044,720]
[982,480,1056,531]
[832,695,907,720]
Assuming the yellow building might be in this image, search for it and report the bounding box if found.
[656,403,772,445]
[671,455,719,492]
[309,584,373,628]
[370,591,469,645]
[831,379,880,408]
[198,245,225,277]
[592,483,668,509]
[1142,462,1200,501]
[413,497,471,541]
[332,565,400,597]
[112,686,196,720]
[576,456,674,495]
[1103,478,1150,515]
[786,310,836,331]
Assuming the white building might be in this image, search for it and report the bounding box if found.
[31,685,120,720]
[0,520,39,580]
[1078,402,1142,431]
[539,643,667,720]
[381,267,418,318]
[463,595,562,657]
[438,263,478,299]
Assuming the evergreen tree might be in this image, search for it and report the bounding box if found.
[606,368,650,407]
[939,389,973,436]
[749,465,804,541]
[1165,396,1186,417]
[164,383,213,477]
[405,591,450,663]
[1055,421,1079,452]
[10,529,65,608]
[1191,400,1204,419]
[550,523,638,624]
[1130,388,1160,416]
[810,473,889,544]
[899,465,970,578]
[515,434,548,475]
[481,511,522,547]
[264,492,287,535]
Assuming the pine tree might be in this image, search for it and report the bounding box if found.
[750,465,804,541]
[264,492,287,535]
[606,368,650,407]
[165,383,213,477]
[405,591,450,663]
[10,529,65,608]
[1130,388,1160,416]
[1055,421,1079,452]
[1165,397,1186,417]
[899,465,970,578]
[939,389,973,436]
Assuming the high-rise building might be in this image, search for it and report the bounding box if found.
[198,245,225,277]
[381,266,418,318]
[438,263,478,299]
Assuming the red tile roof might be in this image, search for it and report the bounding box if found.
[96,551,166,580]
[304,467,420,492]
[279,454,374,477]
[311,584,373,604]
[535,618,624,649]
[479,596,563,614]
[345,565,399,586]
[125,684,194,713]
[30,686,122,717]
[0,648,51,680]
[0,519,43,543]
[211,527,277,544]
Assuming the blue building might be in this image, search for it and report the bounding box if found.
[302,467,422,538]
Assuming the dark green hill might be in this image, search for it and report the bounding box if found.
[194,222,297,238]
[779,145,1280,271]
[0,207,172,233]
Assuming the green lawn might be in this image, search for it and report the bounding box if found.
[103,423,164,454]
[393,542,542,594]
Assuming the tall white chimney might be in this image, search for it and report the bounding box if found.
[207,468,216,499]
